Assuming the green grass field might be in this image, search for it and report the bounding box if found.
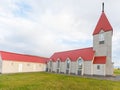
[114,69,120,75]
[0,72,120,90]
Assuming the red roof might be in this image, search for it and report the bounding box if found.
[0,51,48,63]
[93,12,113,35]
[93,56,106,64]
[50,47,94,62]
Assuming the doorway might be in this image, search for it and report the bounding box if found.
[18,64,22,72]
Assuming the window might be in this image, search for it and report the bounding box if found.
[27,64,30,66]
[39,64,41,67]
[99,32,104,44]
[11,62,14,65]
[66,60,70,69]
[78,59,82,69]
[57,60,60,68]
[97,65,100,70]
[99,33,104,41]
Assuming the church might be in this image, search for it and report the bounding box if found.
[47,3,114,76]
[0,3,113,76]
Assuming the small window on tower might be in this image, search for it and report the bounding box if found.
[99,32,104,44]
[97,65,100,70]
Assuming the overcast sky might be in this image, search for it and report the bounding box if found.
[0,0,119,67]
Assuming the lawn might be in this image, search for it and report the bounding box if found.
[0,72,120,90]
[114,69,120,75]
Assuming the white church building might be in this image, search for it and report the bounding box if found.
[47,3,114,76]
[0,3,114,76]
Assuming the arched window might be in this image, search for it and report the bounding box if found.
[78,59,82,69]
[66,59,70,69]
[77,59,82,75]
[66,59,71,74]
[57,60,60,68]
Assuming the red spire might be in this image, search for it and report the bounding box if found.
[93,11,113,35]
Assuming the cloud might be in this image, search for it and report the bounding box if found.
[0,0,119,66]
[12,0,32,18]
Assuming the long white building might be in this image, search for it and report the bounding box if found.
[0,51,47,74]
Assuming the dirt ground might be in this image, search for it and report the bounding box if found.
[83,75,120,81]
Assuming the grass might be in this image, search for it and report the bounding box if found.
[114,69,120,75]
[0,72,120,90]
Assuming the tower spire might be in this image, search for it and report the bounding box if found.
[102,2,104,12]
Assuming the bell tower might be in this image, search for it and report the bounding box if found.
[93,3,113,75]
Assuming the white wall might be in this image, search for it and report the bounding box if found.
[93,64,105,76]
[52,62,56,72]
[93,31,113,76]
[2,61,46,74]
[47,59,99,76]
[84,61,92,75]
[60,62,65,73]
[0,56,2,73]
[0,60,2,73]
[70,62,77,74]
[48,59,94,76]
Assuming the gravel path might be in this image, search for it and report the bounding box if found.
[83,75,120,81]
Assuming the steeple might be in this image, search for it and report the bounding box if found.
[93,3,113,76]
[93,3,113,35]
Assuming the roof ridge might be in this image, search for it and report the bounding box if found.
[0,51,48,59]
[54,47,93,54]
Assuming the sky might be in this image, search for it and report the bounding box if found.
[0,0,119,67]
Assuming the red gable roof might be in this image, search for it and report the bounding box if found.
[0,51,48,63]
[50,47,94,62]
[93,56,106,64]
[93,12,113,35]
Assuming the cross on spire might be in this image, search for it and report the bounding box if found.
[102,2,104,12]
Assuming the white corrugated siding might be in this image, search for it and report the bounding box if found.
[93,64,105,76]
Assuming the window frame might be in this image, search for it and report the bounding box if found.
[78,59,82,70]
[99,30,105,44]
[66,59,70,69]
[97,65,100,70]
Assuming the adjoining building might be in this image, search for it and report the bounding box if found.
[0,51,47,74]
[47,3,114,76]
